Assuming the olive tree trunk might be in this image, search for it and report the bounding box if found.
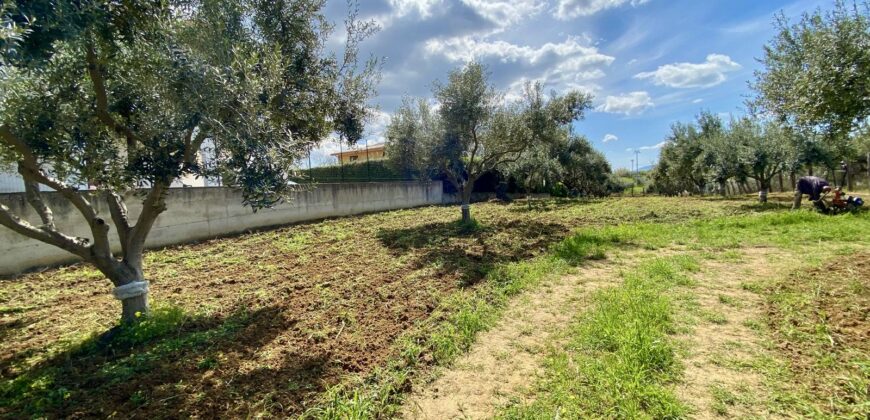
[758,178,770,203]
[0,157,169,324]
[461,184,473,223]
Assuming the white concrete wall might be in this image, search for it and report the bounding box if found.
[0,181,442,276]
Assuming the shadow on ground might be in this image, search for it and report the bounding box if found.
[377,218,566,286]
[0,305,337,418]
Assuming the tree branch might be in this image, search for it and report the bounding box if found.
[478,143,527,170]
[0,203,91,259]
[2,126,98,220]
[466,127,480,176]
[21,172,55,229]
[105,190,131,256]
[182,128,208,168]
[86,45,140,151]
[1,124,115,259]
[126,181,169,265]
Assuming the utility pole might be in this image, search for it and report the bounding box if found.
[634,150,640,175]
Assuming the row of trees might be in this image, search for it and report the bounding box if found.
[651,113,815,201]
[385,63,615,220]
[652,1,870,201]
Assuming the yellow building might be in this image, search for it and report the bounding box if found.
[331,142,386,165]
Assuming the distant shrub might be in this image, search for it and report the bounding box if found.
[297,161,407,182]
[550,182,569,197]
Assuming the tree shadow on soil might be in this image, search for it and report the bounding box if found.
[376,218,566,287]
[0,304,338,418]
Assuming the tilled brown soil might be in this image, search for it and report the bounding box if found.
[0,197,758,418]
[766,251,870,417]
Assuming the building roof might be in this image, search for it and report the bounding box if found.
[329,142,386,157]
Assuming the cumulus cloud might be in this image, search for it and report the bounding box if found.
[603,134,619,143]
[424,36,614,97]
[634,54,741,89]
[380,0,545,30]
[555,0,651,19]
[462,0,546,27]
[596,91,654,115]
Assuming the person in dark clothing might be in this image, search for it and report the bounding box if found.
[792,176,831,209]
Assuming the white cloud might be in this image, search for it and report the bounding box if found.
[425,36,614,98]
[603,134,619,143]
[635,141,667,151]
[388,0,444,19]
[692,98,704,104]
[555,0,651,19]
[596,91,654,115]
[462,0,546,27]
[634,54,741,89]
[425,36,612,67]
[381,0,545,30]
[365,109,392,141]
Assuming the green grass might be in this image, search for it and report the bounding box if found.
[301,207,870,417]
[500,256,697,419]
[495,209,869,419]
[0,305,249,415]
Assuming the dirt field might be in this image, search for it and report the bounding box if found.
[0,196,771,418]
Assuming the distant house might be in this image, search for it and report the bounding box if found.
[330,142,386,165]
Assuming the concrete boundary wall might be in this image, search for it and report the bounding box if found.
[0,181,442,276]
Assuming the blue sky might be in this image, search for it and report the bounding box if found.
[313,0,833,169]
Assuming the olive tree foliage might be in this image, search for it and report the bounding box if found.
[505,132,615,199]
[751,0,870,159]
[0,0,379,323]
[504,141,561,202]
[731,118,800,202]
[650,112,722,195]
[554,136,616,197]
[384,97,437,179]
[386,63,592,222]
[651,112,800,202]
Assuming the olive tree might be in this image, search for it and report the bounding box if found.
[430,66,591,222]
[0,0,378,323]
[752,1,870,160]
[555,135,616,196]
[385,97,435,179]
[731,118,799,202]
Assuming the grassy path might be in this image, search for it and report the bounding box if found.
[403,210,869,419]
[402,257,626,419]
[674,247,791,418]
